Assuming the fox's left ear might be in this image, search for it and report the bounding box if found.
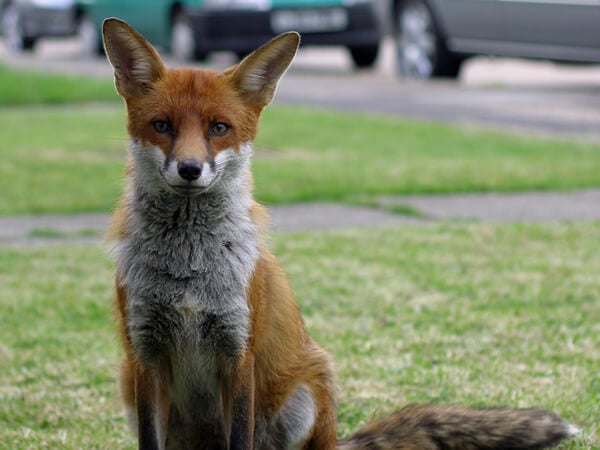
[102,17,166,98]
[229,32,300,108]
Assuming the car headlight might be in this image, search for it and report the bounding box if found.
[202,0,271,11]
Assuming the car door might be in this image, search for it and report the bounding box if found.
[502,0,600,61]
[431,0,507,49]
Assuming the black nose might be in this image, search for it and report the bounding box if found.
[177,160,202,181]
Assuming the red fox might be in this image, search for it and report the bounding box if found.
[103,18,579,450]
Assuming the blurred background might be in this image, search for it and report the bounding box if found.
[2,0,600,140]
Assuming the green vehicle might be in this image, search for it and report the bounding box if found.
[78,0,380,67]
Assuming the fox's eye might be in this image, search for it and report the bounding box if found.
[153,121,171,134]
[209,122,230,137]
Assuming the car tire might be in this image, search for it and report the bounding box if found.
[2,4,35,52]
[77,13,103,57]
[171,12,205,61]
[348,44,379,69]
[395,0,462,79]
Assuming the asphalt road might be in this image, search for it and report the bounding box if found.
[3,37,600,141]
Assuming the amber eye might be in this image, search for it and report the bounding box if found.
[209,122,230,137]
[153,120,171,134]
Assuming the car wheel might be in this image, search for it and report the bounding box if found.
[348,44,379,69]
[2,4,35,52]
[77,13,102,57]
[171,12,204,61]
[395,0,461,79]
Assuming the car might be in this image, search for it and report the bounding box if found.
[392,0,600,79]
[6,0,381,68]
[0,0,91,52]
[101,0,380,67]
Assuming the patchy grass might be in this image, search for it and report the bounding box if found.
[348,195,429,218]
[0,223,598,448]
[0,64,117,105]
[2,104,600,215]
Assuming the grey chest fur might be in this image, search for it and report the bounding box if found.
[116,191,259,370]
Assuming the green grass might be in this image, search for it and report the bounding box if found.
[256,107,600,202]
[1,223,598,448]
[0,65,117,105]
[349,195,429,217]
[0,104,126,215]
[27,228,100,239]
[2,103,600,215]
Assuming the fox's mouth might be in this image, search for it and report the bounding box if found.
[166,171,221,196]
[168,183,209,197]
[159,166,219,197]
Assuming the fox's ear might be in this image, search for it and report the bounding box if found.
[229,32,300,108]
[102,18,166,98]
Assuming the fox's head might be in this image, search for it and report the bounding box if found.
[102,18,299,197]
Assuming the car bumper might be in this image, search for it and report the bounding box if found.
[187,3,380,55]
[19,6,76,38]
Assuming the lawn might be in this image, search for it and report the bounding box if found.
[2,103,600,215]
[0,223,598,448]
[0,64,117,105]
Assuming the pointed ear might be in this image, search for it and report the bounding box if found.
[102,18,166,98]
[229,32,300,107]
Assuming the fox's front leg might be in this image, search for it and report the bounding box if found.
[224,354,256,450]
[135,366,170,450]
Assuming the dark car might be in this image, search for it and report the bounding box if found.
[392,0,600,78]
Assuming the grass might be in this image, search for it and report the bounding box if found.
[1,223,598,448]
[0,104,125,215]
[0,65,117,105]
[349,195,429,217]
[27,228,100,239]
[2,103,600,215]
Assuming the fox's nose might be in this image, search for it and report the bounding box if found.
[177,160,202,181]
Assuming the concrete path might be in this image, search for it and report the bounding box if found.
[2,189,599,246]
[382,189,600,222]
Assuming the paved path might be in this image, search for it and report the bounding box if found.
[2,189,599,246]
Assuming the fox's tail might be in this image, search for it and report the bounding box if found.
[337,404,578,450]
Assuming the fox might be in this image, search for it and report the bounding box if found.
[103,17,579,450]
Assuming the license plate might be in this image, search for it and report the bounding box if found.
[271,8,348,34]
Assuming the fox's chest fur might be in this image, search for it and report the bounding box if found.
[115,183,259,400]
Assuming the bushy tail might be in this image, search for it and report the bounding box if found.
[337,404,578,450]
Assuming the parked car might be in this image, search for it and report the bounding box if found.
[0,0,90,52]
[2,0,381,68]
[392,0,600,79]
